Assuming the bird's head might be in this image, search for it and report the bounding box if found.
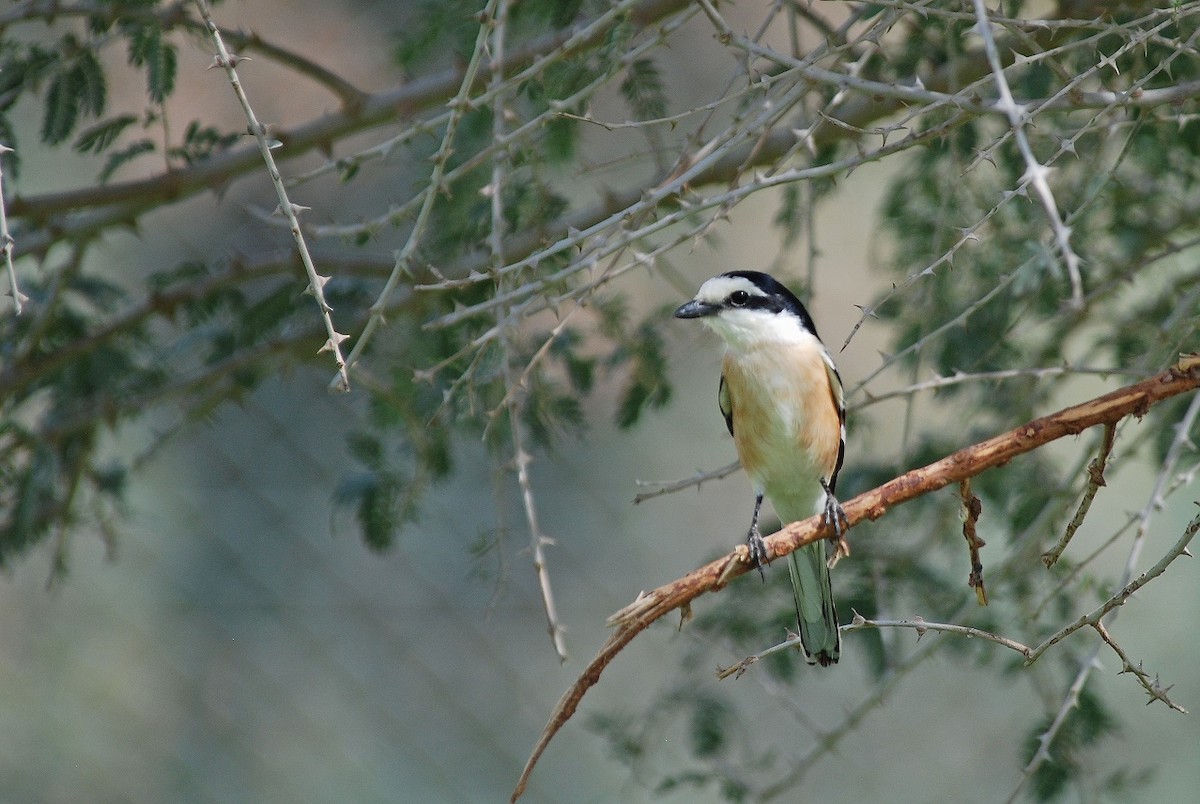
[674,270,820,350]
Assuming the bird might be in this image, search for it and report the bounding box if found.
[675,270,847,666]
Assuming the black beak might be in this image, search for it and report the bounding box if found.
[674,299,719,319]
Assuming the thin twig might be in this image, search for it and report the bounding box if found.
[756,633,942,801]
[1043,421,1116,567]
[632,461,742,504]
[718,611,1032,680]
[857,367,1141,408]
[843,613,1030,655]
[0,144,25,314]
[1006,651,1094,804]
[193,0,350,390]
[1093,619,1187,713]
[971,0,1083,309]
[485,0,568,663]
[335,0,501,388]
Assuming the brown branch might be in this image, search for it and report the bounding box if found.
[510,353,1200,801]
[960,478,988,605]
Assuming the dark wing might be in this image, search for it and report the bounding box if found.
[718,373,734,436]
[823,356,846,494]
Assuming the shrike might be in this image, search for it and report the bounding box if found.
[675,270,846,666]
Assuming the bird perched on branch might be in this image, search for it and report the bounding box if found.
[675,270,847,666]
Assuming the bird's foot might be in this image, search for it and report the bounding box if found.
[746,526,768,582]
[820,488,850,568]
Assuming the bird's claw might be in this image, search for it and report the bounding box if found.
[821,491,850,567]
[746,527,768,582]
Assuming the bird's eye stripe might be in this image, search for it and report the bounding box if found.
[725,290,781,313]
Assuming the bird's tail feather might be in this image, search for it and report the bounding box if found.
[787,541,840,666]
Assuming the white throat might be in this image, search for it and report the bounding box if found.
[703,309,815,353]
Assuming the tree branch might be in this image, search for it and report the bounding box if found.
[194,0,350,389]
[8,0,694,229]
[510,354,1200,801]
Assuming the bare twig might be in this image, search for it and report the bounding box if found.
[718,611,1031,680]
[857,367,1143,408]
[485,0,567,662]
[971,0,1083,309]
[1007,652,1094,804]
[0,144,25,314]
[1093,619,1187,713]
[334,0,503,388]
[756,632,942,801]
[632,461,742,504]
[1043,421,1116,567]
[1027,492,1200,661]
[845,612,1031,656]
[193,0,350,390]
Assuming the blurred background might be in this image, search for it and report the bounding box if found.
[2,1,1198,802]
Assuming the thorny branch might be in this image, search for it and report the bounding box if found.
[511,356,1200,801]
[1009,390,1200,801]
[1094,619,1187,713]
[193,0,350,390]
[973,0,1081,310]
[487,0,568,663]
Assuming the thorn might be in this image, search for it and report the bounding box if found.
[306,274,331,295]
[208,53,251,70]
[318,332,350,354]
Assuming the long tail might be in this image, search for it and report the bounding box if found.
[786,540,840,666]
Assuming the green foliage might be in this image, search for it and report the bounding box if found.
[74,115,138,154]
[167,121,241,166]
[620,58,668,122]
[394,0,486,70]
[688,692,733,758]
[336,432,413,552]
[41,42,107,145]
[98,139,157,183]
[1023,686,1122,802]
[595,300,674,429]
[516,0,586,29]
[123,22,177,103]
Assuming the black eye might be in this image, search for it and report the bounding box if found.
[729,290,750,307]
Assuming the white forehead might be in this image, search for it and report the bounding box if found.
[694,274,767,304]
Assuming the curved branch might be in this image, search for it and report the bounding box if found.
[510,353,1200,801]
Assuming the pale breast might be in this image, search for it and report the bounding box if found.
[722,341,842,519]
